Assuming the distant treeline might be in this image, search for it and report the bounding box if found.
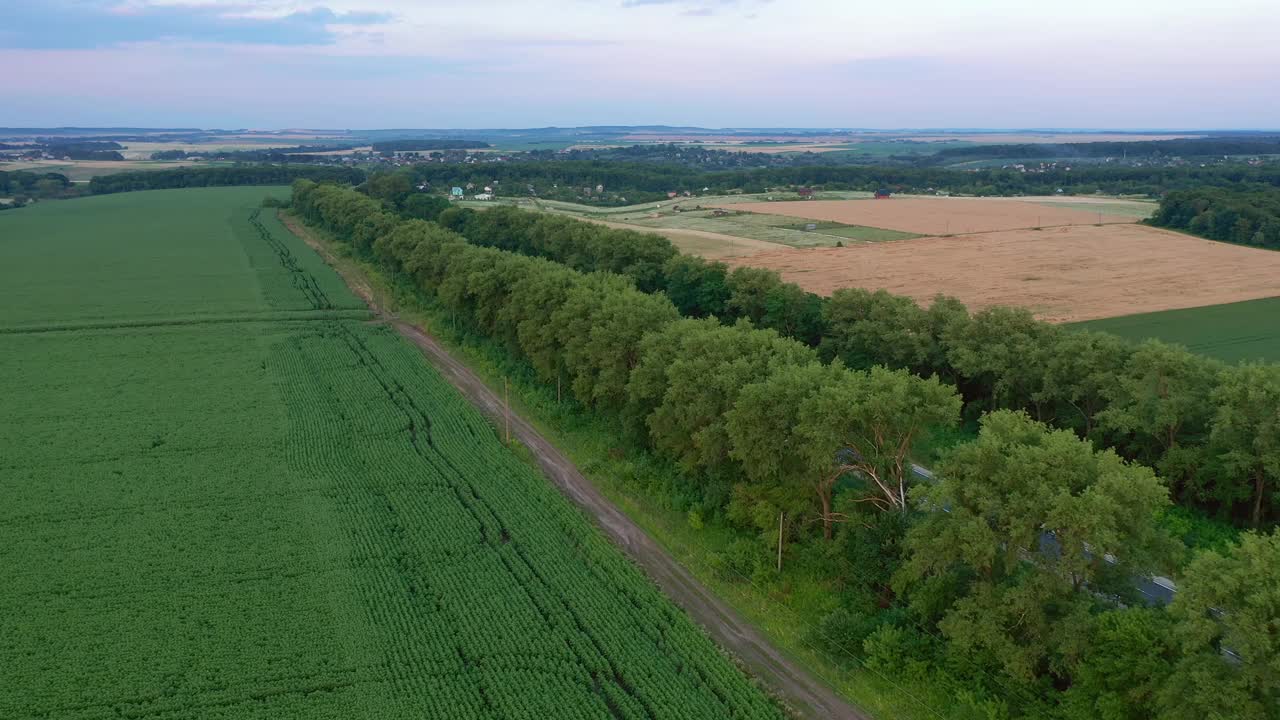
[1150,188,1280,249]
[88,165,365,194]
[527,143,845,170]
[0,171,74,205]
[404,160,1280,205]
[4,140,127,161]
[930,136,1280,162]
[150,145,353,162]
[45,140,123,151]
[371,139,491,153]
[293,179,1280,720]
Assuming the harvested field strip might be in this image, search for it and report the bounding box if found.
[723,224,1280,323]
[1074,296,1280,362]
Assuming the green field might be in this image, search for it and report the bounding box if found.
[1074,296,1280,362]
[1029,199,1155,218]
[0,188,781,719]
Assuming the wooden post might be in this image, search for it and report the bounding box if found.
[777,511,784,572]
[504,377,511,444]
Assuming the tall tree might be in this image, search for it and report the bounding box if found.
[726,362,844,537]
[798,366,960,520]
[1097,341,1222,503]
[661,255,730,318]
[1061,608,1176,720]
[1036,330,1132,438]
[943,305,1061,418]
[897,411,1172,682]
[1209,364,1280,527]
[820,288,937,374]
[1161,531,1280,720]
[645,321,815,476]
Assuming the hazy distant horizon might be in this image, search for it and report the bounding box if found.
[3,125,1278,134]
[4,1,1278,129]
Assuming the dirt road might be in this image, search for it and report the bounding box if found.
[281,212,870,720]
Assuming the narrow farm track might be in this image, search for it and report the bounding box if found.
[281,213,870,720]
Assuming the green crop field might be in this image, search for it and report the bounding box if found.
[0,188,781,719]
[1074,296,1280,363]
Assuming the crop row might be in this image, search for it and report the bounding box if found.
[269,320,783,718]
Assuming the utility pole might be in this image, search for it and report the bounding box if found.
[777,512,784,572]
[504,377,511,445]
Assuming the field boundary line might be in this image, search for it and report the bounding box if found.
[0,309,370,335]
[279,211,873,720]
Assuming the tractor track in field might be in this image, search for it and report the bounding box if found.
[279,211,870,720]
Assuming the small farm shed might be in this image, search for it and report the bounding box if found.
[874,188,892,199]
[797,187,815,198]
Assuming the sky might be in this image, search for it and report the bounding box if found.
[1,0,1277,129]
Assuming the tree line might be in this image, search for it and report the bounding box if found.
[292,179,1279,720]
[1,140,127,161]
[87,165,366,195]
[1149,187,1280,250]
[403,160,1280,206]
[370,139,491,152]
[405,199,1280,530]
[0,170,73,206]
[927,135,1280,162]
[148,145,354,162]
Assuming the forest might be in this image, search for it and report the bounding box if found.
[363,176,1280,531]
[0,170,73,205]
[927,135,1280,163]
[370,139,491,152]
[293,178,1280,720]
[405,160,1280,205]
[86,165,365,194]
[0,140,126,161]
[1149,187,1280,249]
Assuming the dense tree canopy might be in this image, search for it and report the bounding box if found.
[1150,187,1280,250]
[898,412,1172,683]
[405,158,1280,206]
[423,197,1279,528]
[1163,531,1280,720]
[89,165,365,194]
[292,179,1279,720]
